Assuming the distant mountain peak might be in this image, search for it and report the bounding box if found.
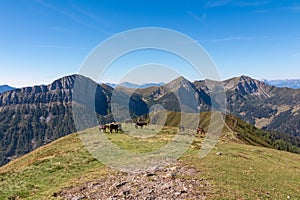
[105,81,165,89]
[0,85,16,93]
[263,78,300,89]
[239,75,252,80]
[166,76,191,86]
[173,76,189,82]
[224,75,271,98]
[225,75,253,84]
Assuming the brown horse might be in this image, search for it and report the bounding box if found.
[179,125,185,132]
[135,122,148,129]
[109,123,119,133]
[99,124,108,133]
[197,127,205,134]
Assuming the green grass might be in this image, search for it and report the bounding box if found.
[182,142,300,199]
[0,132,108,200]
[0,122,299,199]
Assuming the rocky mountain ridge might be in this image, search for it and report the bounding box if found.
[0,74,300,167]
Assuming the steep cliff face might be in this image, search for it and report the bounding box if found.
[0,74,151,166]
[0,75,110,166]
[224,75,272,98]
[0,75,75,107]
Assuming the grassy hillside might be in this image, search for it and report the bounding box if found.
[0,117,299,199]
[156,112,300,153]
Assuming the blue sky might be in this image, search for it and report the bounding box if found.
[0,0,300,87]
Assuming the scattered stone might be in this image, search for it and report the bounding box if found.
[181,190,188,194]
[115,181,127,188]
[123,190,130,196]
[57,162,209,200]
[216,152,222,155]
[146,173,155,177]
[165,173,177,179]
[71,196,85,200]
[170,166,177,171]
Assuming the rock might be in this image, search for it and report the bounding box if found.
[146,173,155,177]
[123,190,130,196]
[216,152,222,155]
[115,181,127,188]
[170,166,177,171]
[71,196,85,200]
[181,190,188,194]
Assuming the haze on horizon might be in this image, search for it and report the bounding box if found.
[0,0,300,87]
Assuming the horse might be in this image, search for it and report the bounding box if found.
[197,127,205,134]
[135,122,148,129]
[109,123,119,133]
[179,125,185,132]
[99,124,108,133]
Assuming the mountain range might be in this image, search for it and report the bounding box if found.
[263,79,300,89]
[105,82,165,89]
[0,74,299,167]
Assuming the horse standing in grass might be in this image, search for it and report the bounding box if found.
[99,124,108,133]
[135,122,148,129]
[197,127,205,134]
[109,123,119,133]
[179,125,185,132]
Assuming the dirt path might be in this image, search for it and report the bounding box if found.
[58,161,210,200]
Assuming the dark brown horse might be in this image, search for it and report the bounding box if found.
[197,127,205,134]
[109,123,119,133]
[135,122,148,129]
[179,125,185,132]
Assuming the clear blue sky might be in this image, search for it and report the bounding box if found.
[0,0,300,87]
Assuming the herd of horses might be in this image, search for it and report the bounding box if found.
[98,121,149,133]
[99,121,205,134]
[98,123,122,133]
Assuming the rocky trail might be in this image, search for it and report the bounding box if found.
[58,162,210,200]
